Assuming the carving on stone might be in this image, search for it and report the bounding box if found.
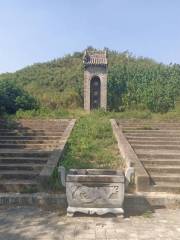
[66,169,124,216]
[69,185,119,203]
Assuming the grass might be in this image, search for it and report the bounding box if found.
[142,211,153,218]
[61,111,122,169]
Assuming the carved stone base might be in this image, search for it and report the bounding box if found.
[67,207,124,217]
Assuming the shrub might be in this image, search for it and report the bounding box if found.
[0,80,39,114]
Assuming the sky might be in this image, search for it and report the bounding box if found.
[0,0,180,73]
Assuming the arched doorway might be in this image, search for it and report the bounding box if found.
[90,76,101,110]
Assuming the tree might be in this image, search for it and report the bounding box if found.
[0,80,39,114]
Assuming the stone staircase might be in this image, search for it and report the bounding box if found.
[0,119,74,193]
[119,122,180,194]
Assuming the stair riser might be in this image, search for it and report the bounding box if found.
[127,137,180,141]
[4,126,68,130]
[148,168,180,174]
[129,141,180,145]
[133,145,180,150]
[153,177,180,183]
[0,159,47,164]
[124,127,180,130]
[119,123,180,126]
[142,161,180,166]
[121,123,180,125]
[0,165,43,171]
[138,154,180,159]
[0,184,38,193]
[0,145,60,149]
[126,134,180,137]
[0,173,39,180]
[0,124,68,129]
[0,133,64,136]
[124,130,180,133]
[152,186,180,194]
[0,136,61,140]
[0,152,50,158]
[0,129,65,133]
[0,140,61,144]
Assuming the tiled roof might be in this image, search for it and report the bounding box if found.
[83,51,107,66]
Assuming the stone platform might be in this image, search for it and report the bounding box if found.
[0,207,179,240]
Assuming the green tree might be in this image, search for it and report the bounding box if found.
[0,80,39,114]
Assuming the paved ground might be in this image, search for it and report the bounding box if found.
[0,207,180,240]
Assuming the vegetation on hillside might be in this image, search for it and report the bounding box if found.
[0,47,180,113]
[0,80,39,114]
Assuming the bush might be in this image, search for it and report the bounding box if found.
[0,80,39,114]
[143,77,176,113]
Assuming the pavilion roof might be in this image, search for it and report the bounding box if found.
[83,50,107,66]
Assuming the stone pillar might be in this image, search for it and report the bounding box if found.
[84,66,107,111]
[100,72,107,110]
[83,50,108,111]
[84,69,91,111]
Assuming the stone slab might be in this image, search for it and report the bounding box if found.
[67,207,124,216]
[0,207,180,240]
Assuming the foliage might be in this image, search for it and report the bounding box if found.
[108,51,180,113]
[0,80,39,114]
[0,48,180,113]
[61,111,122,169]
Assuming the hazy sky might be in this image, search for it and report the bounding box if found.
[0,0,180,73]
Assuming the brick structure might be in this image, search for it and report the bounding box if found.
[83,50,108,111]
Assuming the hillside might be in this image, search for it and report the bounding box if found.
[0,48,180,113]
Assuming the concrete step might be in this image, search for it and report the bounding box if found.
[0,136,62,140]
[123,126,180,130]
[0,140,62,144]
[118,122,180,128]
[152,174,180,183]
[19,120,69,124]
[129,140,180,145]
[127,136,180,141]
[7,126,68,131]
[0,143,61,149]
[0,157,48,164]
[147,165,180,174]
[0,170,40,180]
[125,133,180,137]
[124,129,180,133]
[132,144,180,151]
[152,182,180,194]
[0,163,44,171]
[136,148,180,156]
[0,149,51,158]
[12,124,68,129]
[0,129,65,133]
[0,131,64,136]
[142,159,180,166]
[0,179,38,192]
[0,119,73,193]
[138,153,180,159]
